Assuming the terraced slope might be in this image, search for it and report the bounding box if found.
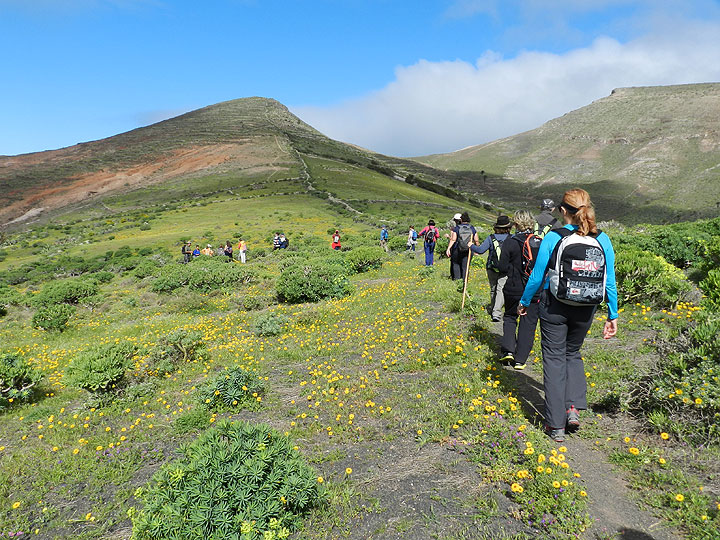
[416,83,720,222]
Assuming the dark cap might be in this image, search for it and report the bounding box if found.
[541,198,555,210]
[494,215,511,228]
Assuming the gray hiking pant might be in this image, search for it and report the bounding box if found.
[539,292,596,429]
[487,270,507,319]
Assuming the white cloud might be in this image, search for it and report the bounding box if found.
[291,21,720,157]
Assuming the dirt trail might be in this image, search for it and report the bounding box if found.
[487,321,682,540]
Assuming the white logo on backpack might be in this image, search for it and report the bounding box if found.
[548,230,607,306]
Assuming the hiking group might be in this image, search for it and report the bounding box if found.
[181,239,248,263]
[446,189,618,443]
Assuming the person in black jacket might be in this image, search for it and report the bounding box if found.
[497,210,541,369]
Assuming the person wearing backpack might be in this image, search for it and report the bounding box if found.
[181,241,192,264]
[518,189,618,443]
[497,210,542,370]
[331,230,342,250]
[407,226,418,252]
[380,225,389,252]
[446,212,479,282]
[418,219,439,266]
[534,198,561,238]
[470,215,512,321]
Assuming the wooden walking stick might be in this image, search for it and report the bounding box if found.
[461,251,472,311]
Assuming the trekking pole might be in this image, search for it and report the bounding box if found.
[461,252,472,311]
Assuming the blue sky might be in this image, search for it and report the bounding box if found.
[2,0,720,157]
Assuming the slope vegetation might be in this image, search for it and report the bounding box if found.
[416,83,720,222]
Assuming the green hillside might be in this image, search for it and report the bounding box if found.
[416,83,720,223]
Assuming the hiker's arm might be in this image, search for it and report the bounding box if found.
[446,231,457,256]
[599,233,619,321]
[519,235,556,307]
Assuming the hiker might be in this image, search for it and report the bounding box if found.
[380,225,389,252]
[417,219,439,266]
[181,241,192,264]
[471,215,512,321]
[406,226,417,252]
[192,245,201,258]
[518,189,618,443]
[331,230,341,250]
[446,213,462,278]
[215,244,225,257]
[273,233,281,250]
[497,210,542,370]
[534,199,561,238]
[201,244,214,256]
[224,241,233,262]
[446,212,479,282]
[279,234,289,249]
[237,238,247,263]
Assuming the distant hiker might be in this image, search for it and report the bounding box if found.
[181,241,192,264]
[447,213,462,279]
[380,226,389,252]
[237,238,247,263]
[534,199,561,238]
[418,219,439,266]
[201,244,214,256]
[192,245,201,258]
[279,234,289,249]
[446,212,479,282]
[331,230,342,250]
[406,226,418,252]
[471,215,512,321]
[215,245,225,257]
[497,210,542,369]
[518,189,618,443]
[224,241,233,262]
[273,233,281,250]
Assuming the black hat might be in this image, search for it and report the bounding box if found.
[494,215,511,228]
[541,198,555,210]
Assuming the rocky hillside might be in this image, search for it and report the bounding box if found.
[416,83,720,222]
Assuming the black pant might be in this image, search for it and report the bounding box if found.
[451,250,469,281]
[502,294,539,365]
[539,292,596,429]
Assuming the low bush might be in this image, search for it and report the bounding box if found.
[344,246,385,273]
[91,270,114,283]
[32,304,76,331]
[197,367,266,410]
[0,284,23,307]
[255,312,289,336]
[30,278,99,308]
[151,258,256,293]
[276,261,352,303]
[145,329,207,376]
[0,353,43,410]
[66,342,136,394]
[615,247,692,308]
[387,235,408,252]
[699,269,720,310]
[131,420,325,540]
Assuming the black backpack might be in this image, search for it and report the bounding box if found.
[548,228,607,305]
[515,233,542,284]
[424,227,436,244]
[487,234,503,272]
[456,224,474,252]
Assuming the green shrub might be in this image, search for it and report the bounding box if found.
[91,270,114,283]
[131,259,158,279]
[700,269,720,310]
[197,367,266,410]
[276,262,352,304]
[0,353,42,410]
[344,246,386,273]
[0,284,23,306]
[32,304,76,331]
[387,235,408,252]
[145,329,207,376]
[615,247,692,308]
[152,258,256,293]
[31,278,99,308]
[66,342,136,394]
[255,312,289,336]
[131,420,325,540]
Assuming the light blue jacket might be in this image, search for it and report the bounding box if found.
[519,224,618,320]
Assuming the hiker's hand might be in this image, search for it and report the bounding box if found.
[603,319,617,339]
[517,305,528,317]
[446,249,451,257]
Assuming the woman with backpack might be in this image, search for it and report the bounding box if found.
[518,189,618,443]
[446,212,479,281]
[418,220,439,266]
[331,230,341,250]
[471,215,512,321]
[497,210,542,370]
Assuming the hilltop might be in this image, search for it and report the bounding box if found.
[416,83,720,222]
[0,97,493,229]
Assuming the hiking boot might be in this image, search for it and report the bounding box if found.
[512,361,526,370]
[499,353,514,364]
[546,426,565,443]
[566,406,580,430]
[491,315,502,322]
